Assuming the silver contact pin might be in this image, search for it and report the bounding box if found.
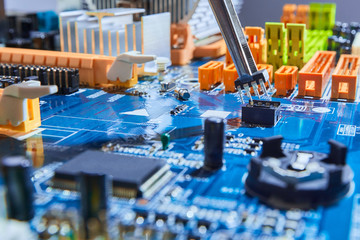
[251,82,260,97]
[238,88,245,104]
[244,84,253,104]
[246,90,253,104]
[260,81,269,97]
[267,78,274,91]
[209,0,271,99]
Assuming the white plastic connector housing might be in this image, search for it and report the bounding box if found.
[0,81,58,126]
[107,52,156,82]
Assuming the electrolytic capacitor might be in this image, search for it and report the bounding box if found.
[203,117,225,170]
[1,156,34,221]
[79,172,111,239]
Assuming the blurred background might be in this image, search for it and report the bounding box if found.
[239,0,358,27]
[4,0,358,26]
[0,0,357,61]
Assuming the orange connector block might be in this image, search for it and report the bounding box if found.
[198,61,224,90]
[245,27,267,64]
[171,23,195,65]
[281,4,297,26]
[275,66,298,96]
[223,64,237,92]
[171,23,226,65]
[257,64,274,84]
[298,51,336,98]
[0,89,41,132]
[0,47,141,89]
[296,5,309,25]
[331,54,360,101]
[223,63,273,93]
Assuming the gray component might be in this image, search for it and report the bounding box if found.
[126,23,134,51]
[135,21,142,53]
[142,13,171,73]
[118,30,126,54]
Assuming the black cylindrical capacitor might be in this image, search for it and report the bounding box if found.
[204,117,225,170]
[1,156,34,221]
[79,172,111,239]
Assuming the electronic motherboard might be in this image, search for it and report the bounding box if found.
[1,0,360,240]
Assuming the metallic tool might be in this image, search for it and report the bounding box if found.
[208,0,273,103]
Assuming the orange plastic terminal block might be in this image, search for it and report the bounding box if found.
[0,89,41,132]
[194,38,227,59]
[198,61,224,90]
[223,63,273,93]
[245,27,267,64]
[223,63,237,92]
[296,5,309,25]
[298,51,336,98]
[171,23,195,65]
[331,54,360,101]
[0,47,140,89]
[171,23,226,65]
[257,64,274,84]
[225,27,267,66]
[281,4,297,26]
[275,66,298,96]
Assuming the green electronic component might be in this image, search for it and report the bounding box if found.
[265,22,287,70]
[287,23,306,69]
[309,3,336,30]
[161,133,171,150]
[305,30,332,62]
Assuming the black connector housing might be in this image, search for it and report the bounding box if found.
[245,136,354,210]
[0,63,79,94]
[241,100,281,127]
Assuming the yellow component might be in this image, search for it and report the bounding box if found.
[287,23,306,69]
[0,89,41,132]
[265,22,287,70]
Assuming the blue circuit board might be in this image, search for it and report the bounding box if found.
[2,59,360,240]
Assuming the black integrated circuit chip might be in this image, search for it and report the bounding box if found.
[52,150,172,199]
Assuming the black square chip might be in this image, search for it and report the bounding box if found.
[52,150,171,199]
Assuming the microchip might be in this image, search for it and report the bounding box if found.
[52,150,172,199]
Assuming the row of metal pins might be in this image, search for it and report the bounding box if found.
[238,87,245,104]
[260,81,268,97]
[245,86,253,105]
[237,79,275,104]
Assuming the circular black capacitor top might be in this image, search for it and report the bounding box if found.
[203,117,225,170]
[1,156,34,221]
